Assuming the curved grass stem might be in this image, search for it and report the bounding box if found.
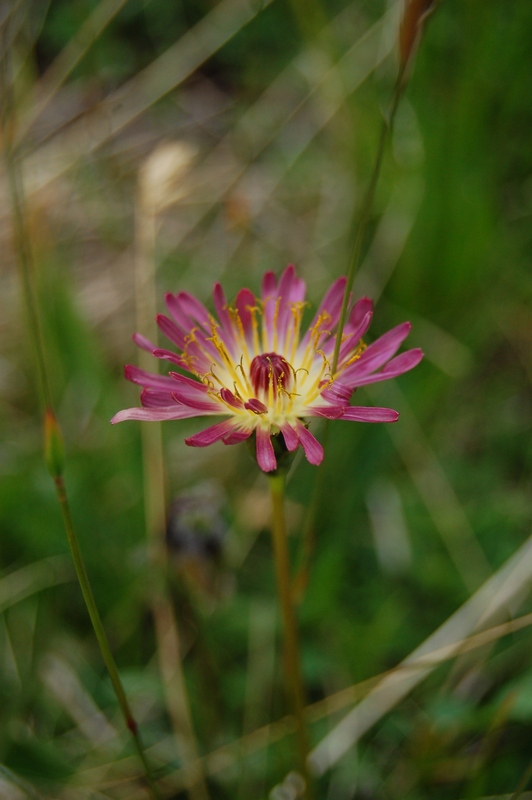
[296,67,407,596]
[268,474,313,797]
[331,66,406,377]
[1,27,161,800]
[53,476,162,799]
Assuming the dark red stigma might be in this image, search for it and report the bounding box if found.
[249,353,292,397]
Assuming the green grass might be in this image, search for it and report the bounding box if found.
[1,0,532,797]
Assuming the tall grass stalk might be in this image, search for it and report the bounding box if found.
[268,474,313,797]
[1,29,161,800]
[295,67,406,597]
[135,146,210,800]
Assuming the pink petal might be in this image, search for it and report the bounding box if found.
[347,297,373,335]
[278,264,306,303]
[347,348,424,388]
[175,291,212,332]
[223,428,253,445]
[245,398,268,414]
[256,427,277,472]
[185,418,240,447]
[235,288,257,344]
[328,299,373,362]
[279,422,299,451]
[172,392,221,412]
[111,405,213,424]
[213,283,237,349]
[277,264,296,297]
[170,372,209,390]
[261,271,280,349]
[340,406,399,422]
[140,389,176,407]
[164,293,190,330]
[276,265,306,343]
[133,332,158,353]
[380,347,423,376]
[152,347,190,372]
[294,421,324,466]
[277,264,306,303]
[220,388,244,409]
[167,374,220,410]
[342,322,412,382]
[321,380,352,404]
[300,277,346,351]
[124,365,176,390]
[181,338,217,373]
[152,348,189,368]
[306,404,347,420]
[156,314,187,350]
[261,270,277,300]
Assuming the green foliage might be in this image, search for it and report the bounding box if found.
[2,0,532,797]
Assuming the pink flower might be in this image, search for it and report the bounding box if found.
[112,265,423,472]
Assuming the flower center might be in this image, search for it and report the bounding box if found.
[249,352,292,398]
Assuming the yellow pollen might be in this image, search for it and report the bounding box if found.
[247,304,261,354]
[345,339,367,368]
[235,357,253,393]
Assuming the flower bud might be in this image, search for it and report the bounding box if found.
[399,0,438,72]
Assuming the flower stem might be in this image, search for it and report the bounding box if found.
[1,28,161,800]
[268,474,313,796]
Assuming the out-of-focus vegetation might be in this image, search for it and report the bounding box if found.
[1,0,532,797]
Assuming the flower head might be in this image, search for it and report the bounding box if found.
[112,265,423,472]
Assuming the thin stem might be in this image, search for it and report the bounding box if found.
[135,185,210,800]
[510,757,532,800]
[297,69,407,595]
[268,474,313,797]
[1,38,51,411]
[1,26,161,800]
[54,477,162,799]
[292,427,329,599]
[331,66,405,377]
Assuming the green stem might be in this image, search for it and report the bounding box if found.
[1,26,161,800]
[297,69,407,596]
[331,67,406,377]
[54,477,161,799]
[510,757,532,800]
[268,474,313,797]
[1,36,51,412]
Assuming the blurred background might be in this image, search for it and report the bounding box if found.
[1,0,532,797]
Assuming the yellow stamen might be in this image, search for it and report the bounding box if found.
[247,304,261,355]
[236,356,253,394]
[208,326,248,396]
[228,306,251,367]
[344,339,367,368]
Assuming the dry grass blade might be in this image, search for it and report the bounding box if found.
[0,763,45,800]
[135,144,209,800]
[40,653,118,748]
[371,382,492,593]
[22,0,273,195]
[84,609,532,794]
[182,5,400,281]
[17,0,129,143]
[0,555,73,614]
[306,611,532,724]
[309,531,532,775]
